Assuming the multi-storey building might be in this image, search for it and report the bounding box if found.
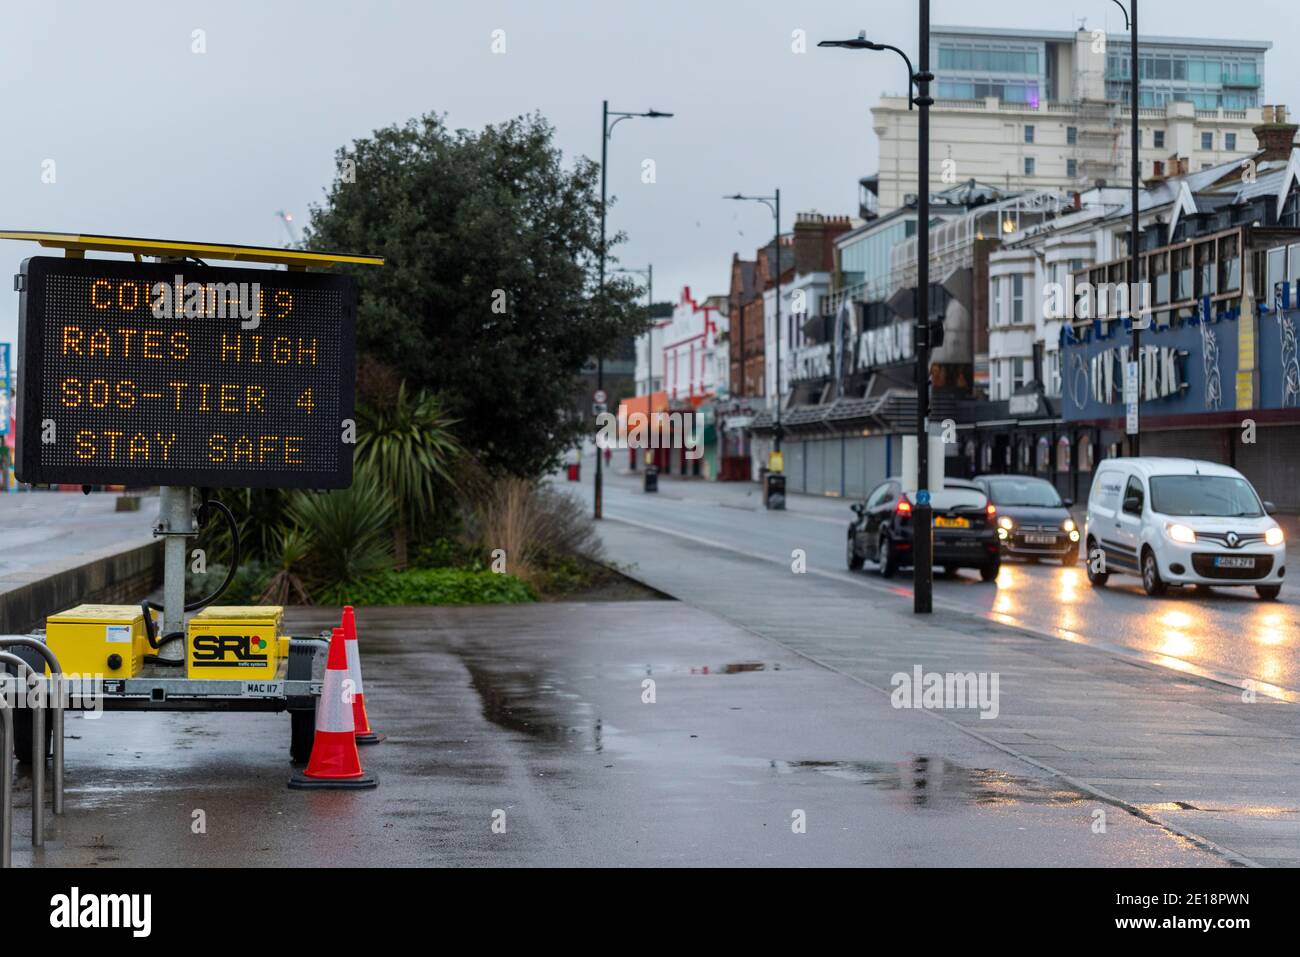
[873,26,1271,214]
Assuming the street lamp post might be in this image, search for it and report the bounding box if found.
[821,8,936,614]
[724,190,784,454]
[596,102,673,520]
[1111,0,1142,455]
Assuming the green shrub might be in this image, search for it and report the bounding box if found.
[333,567,535,606]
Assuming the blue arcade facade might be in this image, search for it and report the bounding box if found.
[1060,214,1300,508]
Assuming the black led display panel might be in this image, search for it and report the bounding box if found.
[15,257,357,488]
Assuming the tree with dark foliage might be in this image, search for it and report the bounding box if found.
[306,112,645,477]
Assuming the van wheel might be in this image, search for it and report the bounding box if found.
[1142,549,1167,596]
[878,535,899,578]
[1085,539,1109,586]
[1256,584,1282,601]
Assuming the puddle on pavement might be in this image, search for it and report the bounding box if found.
[460,655,604,750]
[769,756,1085,809]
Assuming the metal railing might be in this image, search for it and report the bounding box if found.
[0,652,45,859]
[0,696,11,868]
[0,639,64,815]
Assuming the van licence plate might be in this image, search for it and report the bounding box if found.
[1214,556,1256,569]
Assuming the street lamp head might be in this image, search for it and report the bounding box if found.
[723,193,745,201]
[645,110,673,118]
[817,31,881,51]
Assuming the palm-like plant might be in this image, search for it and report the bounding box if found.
[257,525,314,606]
[355,383,462,567]
[286,465,396,603]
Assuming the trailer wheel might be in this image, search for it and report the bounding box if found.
[290,709,316,764]
[7,646,53,765]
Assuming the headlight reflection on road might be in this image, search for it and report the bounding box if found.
[1057,568,1081,604]
[1254,612,1289,647]
[1157,610,1196,660]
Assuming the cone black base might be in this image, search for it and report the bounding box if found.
[356,731,386,745]
[288,771,378,790]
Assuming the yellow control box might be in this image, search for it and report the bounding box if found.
[186,606,283,680]
[45,604,149,677]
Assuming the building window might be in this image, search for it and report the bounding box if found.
[1226,132,1237,151]
[1154,130,1165,149]
[1024,157,1035,176]
[1036,436,1051,473]
[1201,131,1214,151]
[1078,436,1094,473]
[992,277,1005,327]
[1066,159,1077,179]
[1013,356,1032,389]
[1025,125,1035,144]
[1012,274,1025,324]
[1066,126,1077,145]
[1045,350,1062,397]
[1056,436,1071,473]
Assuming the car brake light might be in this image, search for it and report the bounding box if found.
[896,498,912,515]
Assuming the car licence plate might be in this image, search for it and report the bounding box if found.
[1214,556,1256,569]
[934,517,970,529]
[1023,533,1057,545]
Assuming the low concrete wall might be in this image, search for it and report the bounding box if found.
[0,540,163,634]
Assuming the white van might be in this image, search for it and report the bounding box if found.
[1084,458,1286,599]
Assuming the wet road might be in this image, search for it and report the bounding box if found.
[576,467,1300,701]
[8,603,1221,866]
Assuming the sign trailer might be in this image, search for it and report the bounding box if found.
[0,231,382,764]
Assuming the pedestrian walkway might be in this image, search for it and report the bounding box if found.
[19,602,1221,867]
[596,516,1300,866]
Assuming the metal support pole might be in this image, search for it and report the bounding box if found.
[1128,0,1142,455]
[595,100,609,521]
[0,697,10,868]
[913,0,934,614]
[159,487,193,636]
[773,188,783,454]
[0,638,65,815]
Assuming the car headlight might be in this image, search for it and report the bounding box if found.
[998,516,1014,530]
[1062,518,1076,533]
[1165,523,1197,544]
[1266,526,1285,546]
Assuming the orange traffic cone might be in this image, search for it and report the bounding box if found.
[289,627,377,790]
[341,605,385,744]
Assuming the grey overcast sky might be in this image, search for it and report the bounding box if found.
[0,0,1294,350]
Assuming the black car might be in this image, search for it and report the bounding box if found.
[847,477,1001,582]
[972,474,1080,565]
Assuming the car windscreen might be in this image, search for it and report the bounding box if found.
[929,489,986,510]
[984,478,1063,508]
[1148,475,1263,517]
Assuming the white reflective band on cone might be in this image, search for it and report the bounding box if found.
[344,638,366,696]
[316,668,355,734]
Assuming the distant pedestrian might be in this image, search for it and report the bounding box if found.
[603,447,612,468]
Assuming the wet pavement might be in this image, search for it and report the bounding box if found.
[563,467,1300,866]
[0,490,156,583]
[8,603,1221,867]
